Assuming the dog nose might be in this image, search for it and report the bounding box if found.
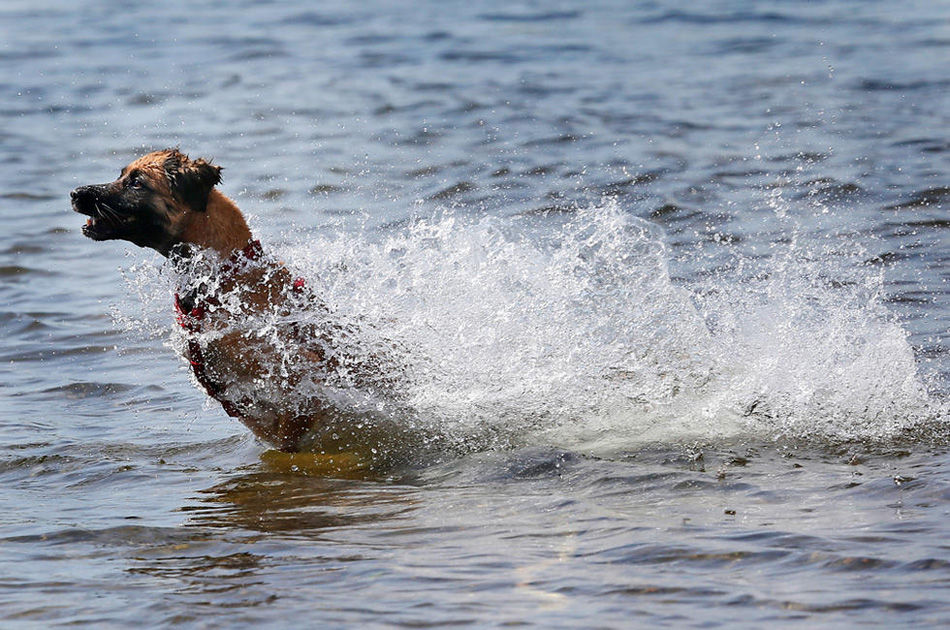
[71,186,96,202]
[71,186,97,208]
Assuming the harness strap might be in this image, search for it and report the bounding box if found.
[173,240,307,416]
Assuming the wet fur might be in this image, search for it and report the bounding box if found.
[71,149,352,452]
[72,149,251,255]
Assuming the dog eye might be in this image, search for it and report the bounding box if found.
[127,174,142,189]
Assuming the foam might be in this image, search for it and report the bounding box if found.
[119,201,946,453]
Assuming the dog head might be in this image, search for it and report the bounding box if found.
[71,149,222,255]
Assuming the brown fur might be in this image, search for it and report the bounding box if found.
[179,190,253,255]
[71,149,369,453]
[118,149,252,256]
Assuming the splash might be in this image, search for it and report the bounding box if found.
[118,201,946,454]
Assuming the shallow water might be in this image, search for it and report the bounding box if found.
[1,1,949,627]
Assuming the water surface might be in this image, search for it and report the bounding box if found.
[1,1,948,627]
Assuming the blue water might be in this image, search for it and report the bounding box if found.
[1,1,948,627]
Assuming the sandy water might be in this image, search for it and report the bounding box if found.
[1,1,948,627]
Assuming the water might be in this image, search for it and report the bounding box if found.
[1,0,948,626]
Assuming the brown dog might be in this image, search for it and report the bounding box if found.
[71,149,399,456]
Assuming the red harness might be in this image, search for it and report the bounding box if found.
[173,240,305,418]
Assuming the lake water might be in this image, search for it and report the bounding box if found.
[1,1,948,627]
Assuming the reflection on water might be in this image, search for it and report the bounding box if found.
[123,443,950,626]
[186,455,418,534]
[123,458,420,622]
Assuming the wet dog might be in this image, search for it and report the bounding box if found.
[71,149,396,455]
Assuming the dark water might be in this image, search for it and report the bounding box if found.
[2,1,949,627]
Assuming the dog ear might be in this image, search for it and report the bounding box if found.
[164,150,223,213]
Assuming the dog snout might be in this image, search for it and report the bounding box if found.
[71,184,108,215]
[71,185,99,201]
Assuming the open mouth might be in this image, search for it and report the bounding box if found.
[81,215,110,240]
[72,196,129,241]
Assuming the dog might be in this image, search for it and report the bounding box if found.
[71,149,404,458]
